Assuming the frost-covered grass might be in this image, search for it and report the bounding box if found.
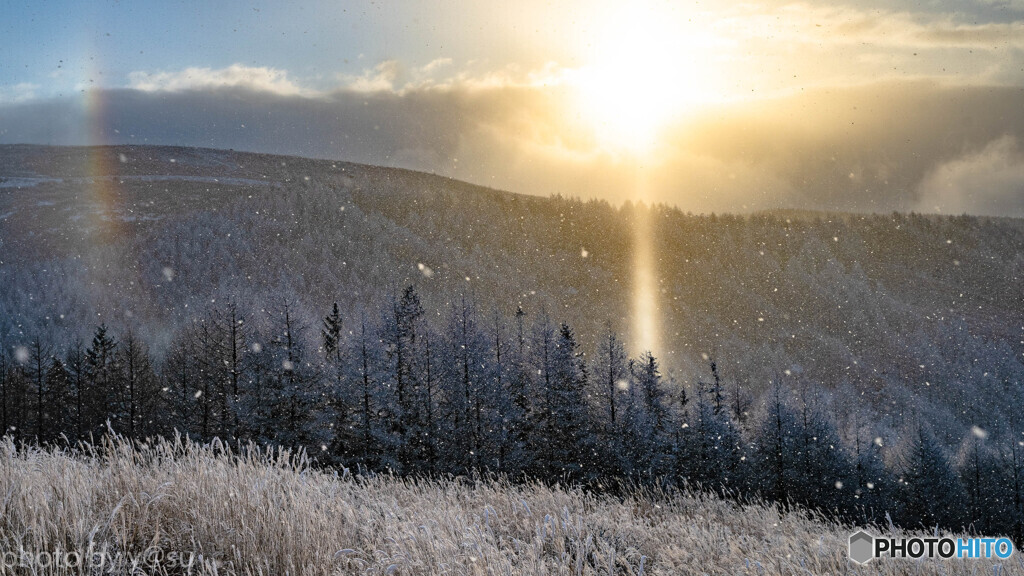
[1,435,1021,575]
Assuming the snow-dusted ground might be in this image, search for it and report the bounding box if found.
[4,435,1018,576]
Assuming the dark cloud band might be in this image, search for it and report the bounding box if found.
[1,82,1023,216]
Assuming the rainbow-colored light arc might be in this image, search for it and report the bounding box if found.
[83,85,122,239]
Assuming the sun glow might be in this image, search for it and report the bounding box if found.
[574,3,711,153]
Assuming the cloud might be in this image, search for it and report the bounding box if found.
[337,59,568,94]
[2,74,1024,216]
[915,136,1024,217]
[703,3,1024,95]
[342,60,404,93]
[127,64,307,96]
[716,3,1024,50]
[0,83,39,104]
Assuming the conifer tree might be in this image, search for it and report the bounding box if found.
[65,340,87,440]
[26,336,51,439]
[44,356,72,441]
[85,325,117,436]
[898,424,965,530]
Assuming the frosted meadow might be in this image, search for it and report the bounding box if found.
[1,434,1019,575]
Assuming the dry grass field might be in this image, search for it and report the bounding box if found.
[1,434,1021,575]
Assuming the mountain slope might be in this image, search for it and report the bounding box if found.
[1,144,1022,440]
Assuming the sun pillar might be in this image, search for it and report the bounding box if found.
[631,164,660,355]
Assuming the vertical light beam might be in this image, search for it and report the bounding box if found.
[631,165,660,355]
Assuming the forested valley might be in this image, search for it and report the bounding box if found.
[2,145,1024,540]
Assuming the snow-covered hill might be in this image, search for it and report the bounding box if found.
[1,144,1022,442]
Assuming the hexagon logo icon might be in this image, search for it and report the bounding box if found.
[849,530,874,564]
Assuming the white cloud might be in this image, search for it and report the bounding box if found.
[723,3,1024,50]
[341,60,404,93]
[337,59,569,94]
[127,64,307,95]
[916,135,1024,217]
[0,83,39,104]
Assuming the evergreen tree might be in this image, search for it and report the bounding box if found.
[501,305,534,475]
[956,430,1007,536]
[678,375,743,493]
[215,303,249,437]
[537,321,592,481]
[115,330,161,439]
[44,356,73,442]
[626,352,672,479]
[349,310,381,467]
[266,300,324,452]
[84,325,118,437]
[162,329,199,437]
[65,340,87,440]
[380,286,426,471]
[0,346,9,436]
[441,291,492,473]
[847,409,891,524]
[788,389,852,517]
[26,336,52,439]
[750,381,797,505]
[322,302,349,459]
[897,424,965,530]
[593,327,628,476]
[997,431,1024,544]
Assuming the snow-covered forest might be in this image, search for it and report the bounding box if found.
[3,280,1024,540]
[2,145,1024,539]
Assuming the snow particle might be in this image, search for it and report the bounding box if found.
[580,248,589,258]
[13,346,29,364]
[283,360,295,371]
[834,481,843,489]
[162,267,175,282]
[873,437,883,447]
[418,263,434,278]
[971,426,988,439]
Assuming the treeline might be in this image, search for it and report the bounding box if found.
[2,285,1023,541]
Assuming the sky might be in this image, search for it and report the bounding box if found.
[2,0,1024,215]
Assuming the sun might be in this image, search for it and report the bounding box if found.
[574,4,709,153]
